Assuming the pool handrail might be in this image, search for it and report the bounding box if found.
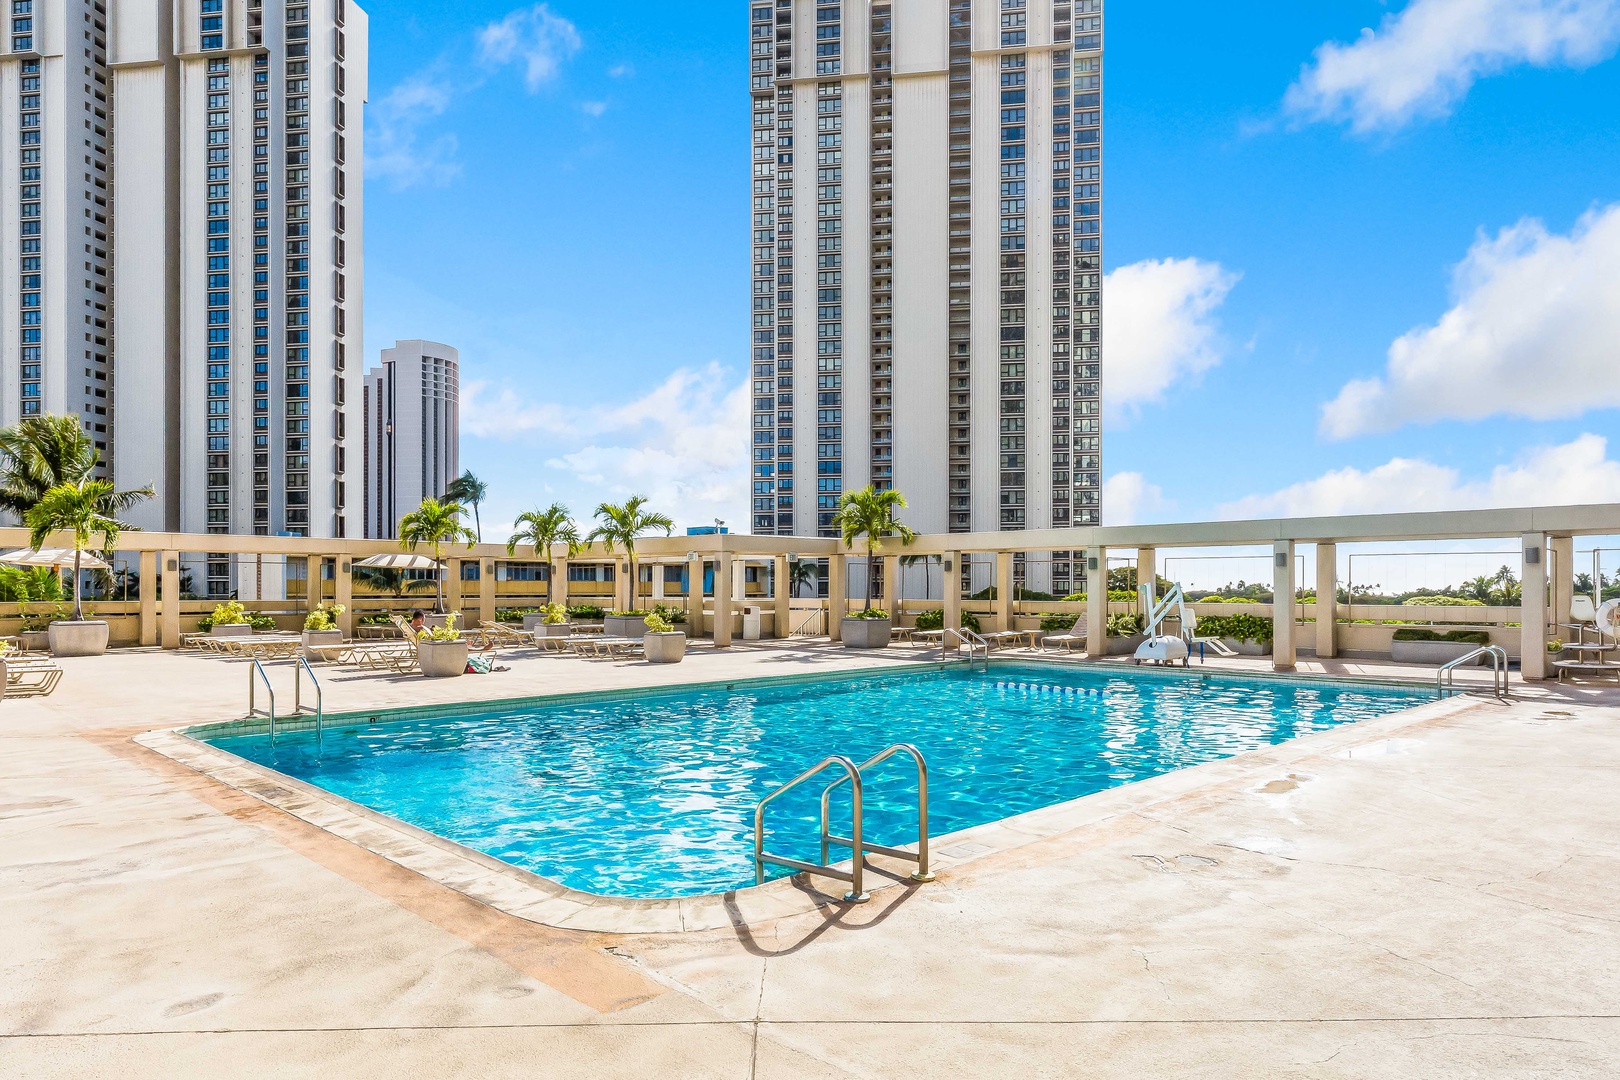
[754,754,869,902]
[294,656,324,742]
[819,743,934,883]
[946,627,990,670]
[247,659,276,745]
[1437,645,1509,700]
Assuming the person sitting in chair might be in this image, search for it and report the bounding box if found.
[408,610,427,638]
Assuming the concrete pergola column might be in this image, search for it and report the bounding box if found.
[651,561,667,602]
[138,550,157,647]
[685,553,703,636]
[995,552,1014,631]
[1521,533,1549,681]
[335,556,354,636]
[1315,542,1337,660]
[1136,547,1157,616]
[479,558,496,628]
[160,550,180,649]
[714,551,734,648]
[550,551,568,609]
[1549,535,1575,631]
[613,557,630,612]
[1273,541,1297,670]
[943,551,962,652]
[882,554,899,617]
[1085,546,1107,658]
[773,554,791,638]
[828,555,847,642]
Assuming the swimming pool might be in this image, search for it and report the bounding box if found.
[206,663,1431,898]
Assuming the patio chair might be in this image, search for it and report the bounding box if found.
[1040,617,1088,654]
[4,658,63,698]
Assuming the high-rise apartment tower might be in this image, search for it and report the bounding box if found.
[3,1,366,577]
[748,0,1103,593]
[362,339,459,540]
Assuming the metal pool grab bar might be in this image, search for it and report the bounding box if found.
[754,755,869,902]
[1437,645,1509,700]
[295,656,324,742]
[819,743,934,884]
[248,659,276,745]
[946,627,990,670]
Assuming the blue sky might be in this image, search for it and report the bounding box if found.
[361,0,1620,557]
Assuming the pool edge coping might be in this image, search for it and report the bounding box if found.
[134,664,1485,937]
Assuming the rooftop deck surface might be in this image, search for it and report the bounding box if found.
[4,641,1617,1077]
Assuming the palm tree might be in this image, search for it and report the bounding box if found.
[831,486,916,611]
[900,552,933,605]
[787,558,818,599]
[398,497,477,613]
[0,414,100,520]
[443,470,489,543]
[352,565,435,600]
[585,496,674,612]
[25,478,152,620]
[507,502,581,605]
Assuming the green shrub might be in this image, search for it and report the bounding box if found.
[1062,590,1137,603]
[651,603,686,625]
[1194,613,1274,644]
[913,608,979,632]
[851,608,890,620]
[1405,595,1487,607]
[567,605,605,620]
[1105,612,1145,638]
[1040,613,1079,632]
[1392,628,1492,644]
[644,610,675,633]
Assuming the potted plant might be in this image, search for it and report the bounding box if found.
[302,601,345,655]
[0,639,10,687]
[642,609,687,664]
[585,495,674,628]
[397,496,477,615]
[1190,613,1273,657]
[830,485,915,649]
[203,600,254,638]
[525,602,572,637]
[414,612,469,678]
[844,607,895,650]
[25,475,153,657]
[605,609,652,639]
[1390,628,1491,666]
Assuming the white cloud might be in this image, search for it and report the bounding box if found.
[367,74,460,188]
[463,364,749,530]
[607,63,635,79]
[479,4,583,91]
[1321,203,1620,439]
[1103,473,1172,526]
[1102,257,1240,416]
[1217,434,1620,519]
[1285,0,1620,132]
[581,100,608,118]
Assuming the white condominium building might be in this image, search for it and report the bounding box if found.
[362,339,459,540]
[1,0,116,477]
[748,0,1103,593]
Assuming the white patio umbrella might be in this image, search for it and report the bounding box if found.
[353,553,439,570]
[0,548,111,571]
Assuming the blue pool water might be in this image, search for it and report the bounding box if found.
[207,664,1430,898]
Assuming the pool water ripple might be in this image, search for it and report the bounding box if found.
[208,664,1428,898]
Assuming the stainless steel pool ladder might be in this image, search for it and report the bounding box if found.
[1437,645,1509,700]
[755,755,869,902]
[247,659,276,745]
[946,627,990,671]
[294,656,324,742]
[819,743,934,884]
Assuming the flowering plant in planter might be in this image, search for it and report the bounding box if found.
[417,612,463,641]
[539,602,569,625]
[644,610,676,634]
[304,602,345,632]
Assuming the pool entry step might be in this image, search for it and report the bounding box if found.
[753,743,933,903]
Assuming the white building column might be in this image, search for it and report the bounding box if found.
[1136,547,1157,615]
[1085,546,1107,658]
[774,555,791,639]
[828,555,848,642]
[943,552,961,652]
[1521,533,1549,681]
[1315,542,1337,660]
[995,552,1014,632]
[1273,541,1297,671]
[686,554,704,637]
[714,552,734,648]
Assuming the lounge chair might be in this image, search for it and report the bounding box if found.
[1041,618,1088,654]
[4,657,62,698]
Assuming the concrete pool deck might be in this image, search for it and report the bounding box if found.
[5,641,1619,1077]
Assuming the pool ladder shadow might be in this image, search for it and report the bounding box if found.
[753,744,933,904]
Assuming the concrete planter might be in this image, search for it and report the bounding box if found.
[604,614,649,640]
[522,613,571,633]
[49,620,110,657]
[17,631,50,652]
[301,629,343,658]
[644,632,687,664]
[1390,640,1485,666]
[209,623,253,638]
[842,617,893,649]
[532,622,573,638]
[423,613,454,630]
[417,639,469,678]
[1103,633,1148,656]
